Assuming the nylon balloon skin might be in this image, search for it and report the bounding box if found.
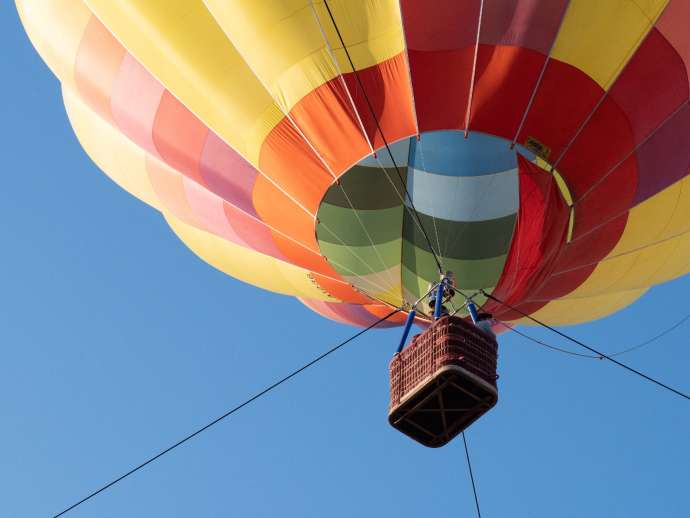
[16,0,690,327]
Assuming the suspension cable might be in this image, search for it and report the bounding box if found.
[462,432,483,518]
[321,0,444,275]
[53,308,402,517]
[482,290,689,400]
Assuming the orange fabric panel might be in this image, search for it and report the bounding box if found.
[258,117,333,215]
[74,16,125,124]
[289,77,371,175]
[270,232,344,278]
[251,174,319,251]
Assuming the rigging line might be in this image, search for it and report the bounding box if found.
[501,322,599,359]
[308,0,425,290]
[322,0,444,275]
[309,0,440,300]
[609,312,690,358]
[411,137,444,261]
[203,4,396,290]
[334,187,400,289]
[463,0,484,138]
[53,308,402,518]
[481,290,690,400]
[462,432,482,518]
[307,6,404,291]
[285,116,398,290]
[501,311,690,360]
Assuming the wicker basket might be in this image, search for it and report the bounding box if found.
[389,316,498,447]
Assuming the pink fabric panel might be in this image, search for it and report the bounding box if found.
[656,0,690,88]
[222,203,287,261]
[182,178,248,246]
[200,132,259,218]
[111,53,164,158]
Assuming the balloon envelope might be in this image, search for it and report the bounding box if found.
[17,0,690,327]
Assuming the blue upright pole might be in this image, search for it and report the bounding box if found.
[434,282,445,320]
[396,309,416,353]
[467,301,479,324]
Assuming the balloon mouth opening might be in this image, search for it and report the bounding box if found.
[314,129,538,318]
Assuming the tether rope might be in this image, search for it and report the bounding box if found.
[53,308,402,517]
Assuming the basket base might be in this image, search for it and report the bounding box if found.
[388,364,497,448]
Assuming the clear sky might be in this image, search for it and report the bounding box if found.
[2,8,688,518]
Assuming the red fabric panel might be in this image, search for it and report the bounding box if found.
[400,0,480,51]
[408,48,474,132]
[515,60,603,162]
[608,29,688,145]
[479,0,568,53]
[401,0,480,133]
[469,45,546,139]
[486,155,569,319]
[572,154,637,240]
[555,95,634,199]
[532,214,628,301]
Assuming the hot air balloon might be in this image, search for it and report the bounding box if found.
[17,0,690,444]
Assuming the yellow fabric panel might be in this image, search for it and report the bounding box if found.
[521,287,647,326]
[610,175,690,255]
[83,0,280,166]
[551,0,668,89]
[312,0,405,71]
[166,214,338,300]
[15,0,91,90]
[564,176,690,298]
[203,0,404,113]
[62,87,161,208]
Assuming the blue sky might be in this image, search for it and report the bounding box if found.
[2,8,688,518]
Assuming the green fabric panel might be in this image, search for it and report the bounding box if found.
[319,238,402,276]
[317,204,403,246]
[402,210,516,260]
[322,166,406,209]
